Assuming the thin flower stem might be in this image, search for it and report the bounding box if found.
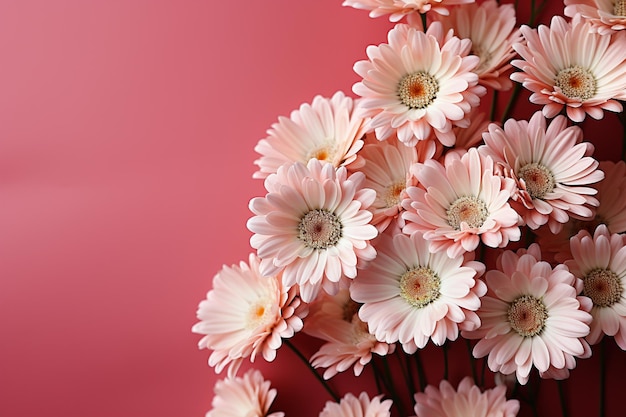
[413,350,428,392]
[500,83,521,125]
[557,380,568,417]
[490,90,499,122]
[284,339,340,402]
[442,342,449,381]
[599,339,606,417]
[397,350,417,406]
[420,12,427,32]
[465,339,478,384]
[382,356,407,417]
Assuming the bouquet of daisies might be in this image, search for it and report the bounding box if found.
[193,1,626,416]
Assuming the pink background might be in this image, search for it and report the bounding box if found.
[0,1,391,416]
[0,1,623,417]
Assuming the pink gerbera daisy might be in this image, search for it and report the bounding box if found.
[304,288,395,379]
[402,148,521,258]
[511,15,626,122]
[356,134,424,232]
[352,22,485,147]
[565,0,626,34]
[534,160,626,262]
[207,369,284,417]
[342,0,476,22]
[319,392,392,417]
[413,377,520,417]
[433,0,521,90]
[247,159,378,302]
[253,91,367,179]
[566,225,626,349]
[462,246,593,384]
[192,254,307,377]
[350,231,486,353]
[479,111,604,233]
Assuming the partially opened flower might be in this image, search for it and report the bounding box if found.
[253,91,367,179]
[565,0,626,34]
[247,159,378,302]
[479,111,604,233]
[350,231,486,353]
[207,369,284,417]
[352,22,485,147]
[433,0,521,90]
[566,225,626,349]
[342,0,476,22]
[463,246,592,384]
[413,377,520,417]
[511,15,626,122]
[402,148,521,258]
[192,254,307,376]
[319,392,392,417]
[304,288,395,379]
[534,160,626,262]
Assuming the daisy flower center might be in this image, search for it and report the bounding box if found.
[308,143,336,163]
[398,71,439,109]
[447,195,489,230]
[342,299,361,322]
[298,209,343,250]
[554,66,597,101]
[246,300,275,330]
[399,266,441,308]
[507,295,548,337]
[471,44,492,74]
[583,268,623,308]
[383,181,406,208]
[615,0,626,16]
[518,162,555,199]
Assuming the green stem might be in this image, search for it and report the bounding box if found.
[420,12,427,32]
[284,340,340,402]
[500,83,521,124]
[382,356,407,417]
[398,351,417,406]
[442,342,449,381]
[465,339,478,384]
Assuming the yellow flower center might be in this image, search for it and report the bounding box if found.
[398,71,439,109]
[518,162,555,199]
[508,295,548,337]
[614,0,626,16]
[298,209,342,249]
[447,195,489,230]
[383,181,406,208]
[399,266,441,308]
[583,268,623,308]
[554,66,597,101]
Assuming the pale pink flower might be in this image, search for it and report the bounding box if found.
[356,134,423,232]
[350,231,486,353]
[247,159,378,302]
[463,246,593,385]
[192,254,307,377]
[511,15,626,122]
[342,0,476,22]
[352,22,485,147]
[479,111,604,233]
[253,91,367,179]
[433,0,521,90]
[304,289,395,379]
[566,225,626,349]
[565,0,626,34]
[413,377,520,417]
[319,392,392,417]
[206,369,284,417]
[402,148,521,258]
[534,160,626,262]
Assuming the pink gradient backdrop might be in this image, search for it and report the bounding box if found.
[1,1,622,417]
[0,1,390,416]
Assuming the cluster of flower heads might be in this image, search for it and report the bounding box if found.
[195,0,626,416]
